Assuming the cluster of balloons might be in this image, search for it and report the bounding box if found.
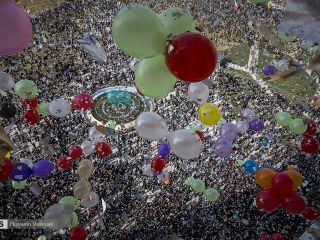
[301,120,319,154]
[262,64,278,76]
[73,160,94,201]
[255,166,307,214]
[59,196,80,228]
[276,111,307,135]
[112,6,217,98]
[260,233,284,240]
[184,177,220,202]
[214,123,238,158]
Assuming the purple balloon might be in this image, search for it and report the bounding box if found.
[262,64,278,76]
[241,108,255,121]
[249,119,264,131]
[158,143,171,157]
[219,123,238,141]
[10,162,32,181]
[0,0,33,56]
[214,138,232,158]
[32,160,54,178]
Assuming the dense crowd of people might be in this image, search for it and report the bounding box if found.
[0,0,319,239]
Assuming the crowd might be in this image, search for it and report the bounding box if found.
[0,0,319,239]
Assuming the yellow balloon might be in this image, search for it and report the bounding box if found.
[197,103,221,125]
[5,152,10,158]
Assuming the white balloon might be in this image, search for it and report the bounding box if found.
[81,192,99,208]
[88,126,103,143]
[276,59,289,71]
[49,98,71,118]
[236,121,249,133]
[157,171,170,181]
[43,203,73,230]
[81,141,94,156]
[135,112,168,140]
[168,129,202,160]
[241,108,255,121]
[142,164,153,177]
[0,72,15,91]
[188,82,209,105]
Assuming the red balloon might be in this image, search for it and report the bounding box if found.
[301,135,319,154]
[195,130,205,141]
[256,189,282,212]
[305,120,318,136]
[272,172,294,197]
[151,156,166,173]
[302,207,318,220]
[282,192,307,214]
[0,158,13,181]
[21,96,38,108]
[68,146,83,159]
[95,142,112,157]
[24,109,39,125]
[260,235,271,240]
[71,93,93,110]
[165,32,218,83]
[271,233,283,240]
[57,156,73,170]
[69,226,87,240]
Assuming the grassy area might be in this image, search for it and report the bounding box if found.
[225,43,250,67]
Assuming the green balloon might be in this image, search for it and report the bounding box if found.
[191,179,206,193]
[217,118,226,127]
[59,196,81,210]
[276,112,292,127]
[12,180,27,190]
[159,8,195,37]
[106,120,117,129]
[186,123,197,132]
[112,5,167,58]
[135,54,176,98]
[203,188,220,202]
[37,235,47,240]
[184,177,196,186]
[68,212,79,228]
[289,118,307,135]
[14,80,38,99]
[37,102,50,116]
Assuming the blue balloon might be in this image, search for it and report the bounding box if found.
[244,159,259,174]
[107,90,131,104]
[32,160,54,178]
[10,162,32,181]
[261,139,269,148]
[158,143,171,157]
[262,64,277,76]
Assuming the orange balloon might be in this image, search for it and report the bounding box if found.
[255,168,275,189]
[285,166,302,191]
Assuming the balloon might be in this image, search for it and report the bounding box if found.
[95,142,112,157]
[0,72,15,91]
[29,183,42,196]
[272,172,294,197]
[305,120,318,136]
[69,226,88,240]
[159,8,195,37]
[10,162,32,181]
[244,159,259,174]
[88,126,103,143]
[184,176,197,186]
[302,207,318,220]
[106,120,117,130]
[73,180,91,200]
[21,96,38,109]
[81,141,94,156]
[57,156,73,170]
[271,233,284,240]
[276,112,292,127]
[49,98,71,118]
[195,130,205,141]
[262,64,278,76]
[248,119,264,131]
[241,108,255,121]
[158,143,171,157]
[214,138,232,158]
[24,109,39,125]
[255,168,275,189]
[236,121,249,133]
[151,156,166,173]
[282,192,307,214]
[166,32,217,82]
[276,59,289,70]
[0,102,16,119]
[157,171,170,181]
[191,179,206,193]
[37,102,50,116]
[301,135,319,154]
[203,188,220,202]
[77,159,94,179]
[112,6,167,58]
[219,123,238,141]
[197,103,221,125]
[68,212,78,228]
[217,118,227,127]
[59,196,81,210]
[14,80,38,99]
[32,160,54,178]
[256,189,282,212]
[37,235,47,240]
[285,166,302,191]
[135,112,168,140]
[289,118,307,135]
[44,203,73,230]
[71,93,93,110]
[0,159,13,181]
[0,0,32,56]
[167,129,202,160]
[142,164,153,177]
[135,55,176,98]
[188,82,209,105]
[81,192,99,208]
[68,146,83,159]
[12,180,27,189]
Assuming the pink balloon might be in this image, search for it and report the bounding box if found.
[0,0,32,56]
